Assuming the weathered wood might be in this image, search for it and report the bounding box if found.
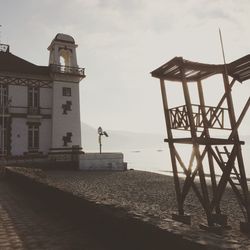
[229,97,250,140]
[153,54,250,229]
[165,138,244,145]
[160,78,183,215]
[180,66,212,224]
[200,78,236,137]
[210,146,238,210]
[176,148,207,209]
[222,72,250,221]
[197,79,219,213]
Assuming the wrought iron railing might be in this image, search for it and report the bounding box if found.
[0,106,9,114]
[27,106,40,115]
[49,64,85,77]
[169,104,230,130]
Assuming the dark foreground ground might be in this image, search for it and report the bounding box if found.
[0,179,110,249]
[2,168,250,249]
[0,169,202,250]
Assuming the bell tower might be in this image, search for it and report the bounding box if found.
[48,33,85,160]
[48,33,78,67]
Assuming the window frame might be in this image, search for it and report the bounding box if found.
[62,87,71,97]
[28,124,39,151]
[28,86,39,108]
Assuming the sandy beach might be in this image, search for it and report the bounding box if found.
[43,170,250,248]
[5,167,250,249]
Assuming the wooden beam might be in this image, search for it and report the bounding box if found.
[210,146,238,210]
[197,79,219,213]
[211,147,246,213]
[165,138,244,145]
[222,72,250,221]
[160,78,184,215]
[180,66,212,224]
[176,148,207,209]
[200,78,236,137]
[229,97,250,140]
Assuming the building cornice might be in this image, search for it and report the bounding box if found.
[0,73,52,88]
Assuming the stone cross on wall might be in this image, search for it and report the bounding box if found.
[62,101,72,114]
[62,132,72,146]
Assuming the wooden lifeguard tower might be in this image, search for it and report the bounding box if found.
[151,55,250,232]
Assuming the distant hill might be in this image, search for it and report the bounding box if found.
[81,123,165,152]
[81,123,250,153]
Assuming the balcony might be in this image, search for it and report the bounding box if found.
[169,104,230,131]
[49,64,85,77]
[0,106,9,115]
[28,107,40,116]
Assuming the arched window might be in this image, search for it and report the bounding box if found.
[59,49,72,72]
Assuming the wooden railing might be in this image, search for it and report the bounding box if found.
[169,104,230,130]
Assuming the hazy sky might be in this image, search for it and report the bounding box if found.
[1,0,249,134]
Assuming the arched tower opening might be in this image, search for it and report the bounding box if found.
[48,33,78,68]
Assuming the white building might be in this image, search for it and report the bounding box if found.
[0,34,84,161]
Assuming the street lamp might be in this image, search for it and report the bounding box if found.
[98,126,108,154]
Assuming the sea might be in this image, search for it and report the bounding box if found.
[123,143,250,178]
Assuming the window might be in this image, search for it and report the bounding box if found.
[63,87,71,96]
[28,87,39,115]
[0,124,7,154]
[28,124,39,150]
[0,84,8,106]
[28,86,39,107]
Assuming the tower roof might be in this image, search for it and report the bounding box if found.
[54,33,75,44]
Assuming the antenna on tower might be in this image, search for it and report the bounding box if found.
[219,27,230,79]
[219,28,227,65]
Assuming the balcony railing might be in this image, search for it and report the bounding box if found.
[169,104,230,131]
[49,64,85,77]
[0,106,9,114]
[28,107,40,115]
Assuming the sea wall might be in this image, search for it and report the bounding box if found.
[79,153,127,170]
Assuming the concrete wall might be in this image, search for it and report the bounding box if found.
[79,153,126,171]
[11,118,28,155]
[9,85,27,107]
[51,81,81,149]
[39,119,52,154]
[40,88,52,115]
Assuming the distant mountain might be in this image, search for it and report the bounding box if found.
[81,123,250,153]
[81,123,165,152]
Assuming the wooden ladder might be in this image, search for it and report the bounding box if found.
[215,146,246,216]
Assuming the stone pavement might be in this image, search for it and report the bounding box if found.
[0,179,107,250]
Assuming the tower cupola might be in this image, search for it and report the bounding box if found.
[48,33,78,68]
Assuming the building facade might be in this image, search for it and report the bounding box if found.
[0,34,85,159]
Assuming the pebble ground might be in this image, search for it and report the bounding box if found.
[2,168,250,249]
[46,170,250,249]
[0,179,109,250]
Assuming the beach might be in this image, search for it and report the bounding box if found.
[7,167,250,249]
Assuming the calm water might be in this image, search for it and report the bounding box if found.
[123,144,250,177]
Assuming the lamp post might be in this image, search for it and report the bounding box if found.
[98,126,108,154]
